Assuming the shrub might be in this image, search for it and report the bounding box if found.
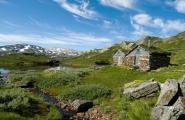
[0,81,3,88]
[37,68,93,88]
[61,84,110,100]
[119,94,133,111]
[9,70,41,83]
[0,88,30,112]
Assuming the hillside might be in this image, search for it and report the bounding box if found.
[61,42,135,67]
[159,31,185,65]
[62,31,185,67]
[135,36,162,47]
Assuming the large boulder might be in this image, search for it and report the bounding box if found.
[156,79,179,106]
[71,100,93,112]
[151,106,182,120]
[122,80,159,98]
[151,97,185,120]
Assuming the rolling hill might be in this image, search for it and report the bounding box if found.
[62,31,185,67]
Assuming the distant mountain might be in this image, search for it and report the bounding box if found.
[0,44,83,58]
[45,48,83,58]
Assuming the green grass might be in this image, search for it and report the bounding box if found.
[2,31,185,119]
[61,43,133,67]
[0,54,52,70]
[0,105,62,120]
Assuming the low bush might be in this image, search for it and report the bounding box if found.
[37,68,93,88]
[60,84,110,100]
[9,70,41,83]
[0,88,30,114]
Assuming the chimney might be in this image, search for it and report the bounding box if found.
[148,40,150,48]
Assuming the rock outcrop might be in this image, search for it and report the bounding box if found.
[156,79,179,106]
[151,76,185,120]
[121,79,160,98]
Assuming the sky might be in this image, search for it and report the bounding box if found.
[0,0,185,51]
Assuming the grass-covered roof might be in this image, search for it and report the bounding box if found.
[127,45,171,55]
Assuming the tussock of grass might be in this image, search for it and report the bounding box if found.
[61,84,110,100]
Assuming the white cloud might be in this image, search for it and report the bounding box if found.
[0,30,112,46]
[131,14,153,27]
[53,0,99,20]
[131,13,185,33]
[103,20,112,28]
[99,19,120,29]
[0,0,10,5]
[29,16,53,29]
[162,20,185,33]
[99,0,137,10]
[166,0,185,14]
[72,15,95,26]
[130,20,151,36]
[3,20,21,27]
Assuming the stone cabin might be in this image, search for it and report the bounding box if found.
[124,45,171,71]
[113,49,125,66]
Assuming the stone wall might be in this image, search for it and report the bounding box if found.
[124,54,170,71]
[113,57,124,66]
[150,55,170,70]
[125,56,135,66]
[138,56,150,70]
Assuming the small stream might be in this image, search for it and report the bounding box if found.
[0,67,73,120]
[29,88,71,120]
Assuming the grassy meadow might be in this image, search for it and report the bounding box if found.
[1,31,185,119]
[6,64,185,120]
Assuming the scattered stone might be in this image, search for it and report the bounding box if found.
[151,106,183,120]
[151,75,185,120]
[71,99,93,112]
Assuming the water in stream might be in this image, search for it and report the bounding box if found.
[28,88,71,120]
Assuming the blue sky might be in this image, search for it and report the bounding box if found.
[0,0,185,51]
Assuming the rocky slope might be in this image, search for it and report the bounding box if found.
[0,44,82,58]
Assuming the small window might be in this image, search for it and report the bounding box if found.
[137,48,140,53]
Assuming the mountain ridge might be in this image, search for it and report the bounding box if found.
[0,44,83,58]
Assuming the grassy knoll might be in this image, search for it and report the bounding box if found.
[0,54,52,69]
[80,65,185,119]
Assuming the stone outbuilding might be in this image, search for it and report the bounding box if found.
[124,45,171,71]
[113,49,125,66]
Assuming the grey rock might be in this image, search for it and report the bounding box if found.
[151,106,182,120]
[178,75,185,95]
[173,97,185,113]
[156,79,178,106]
[123,81,159,98]
[71,99,93,112]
